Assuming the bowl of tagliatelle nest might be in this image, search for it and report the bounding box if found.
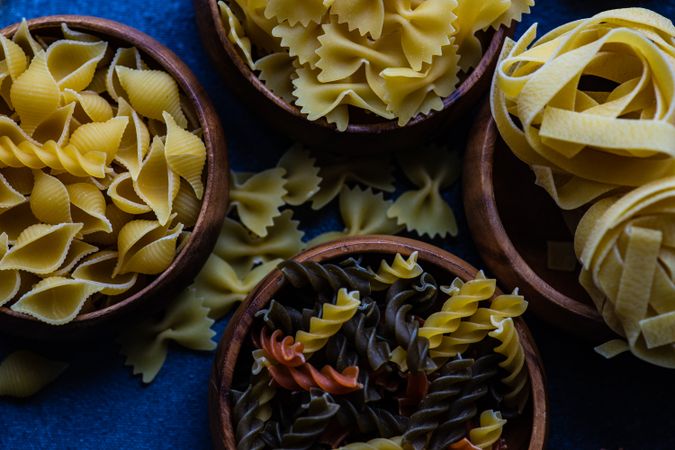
[210,236,548,450]
[464,8,675,366]
[194,0,534,152]
[0,16,228,341]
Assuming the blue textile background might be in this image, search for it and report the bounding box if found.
[0,0,674,449]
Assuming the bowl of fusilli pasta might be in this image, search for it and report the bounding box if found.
[0,16,229,341]
[195,0,533,152]
[210,235,548,449]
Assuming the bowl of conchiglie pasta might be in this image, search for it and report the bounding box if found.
[0,16,228,341]
[210,235,548,450]
[194,0,535,152]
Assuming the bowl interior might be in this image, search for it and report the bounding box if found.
[208,0,507,133]
[212,236,547,450]
[0,16,228,336]
[463,101,612,342]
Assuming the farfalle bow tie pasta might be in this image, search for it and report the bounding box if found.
[219,0,534,130]
[491,8,675,210]
[0,22,207,325]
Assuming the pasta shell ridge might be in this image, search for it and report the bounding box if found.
[133,136,179,225]
[11,276,102,325]
[0,222,83,274]
[46,39,108,92]
[163,112,206,200]
[72,250,137,296]
[66,183,113,235]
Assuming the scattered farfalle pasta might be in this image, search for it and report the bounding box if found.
[491,8,675,210]
[0,22,207,325]
[230,253,531,448]
[218,0,534,130]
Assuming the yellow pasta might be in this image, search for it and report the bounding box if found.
[296,288,361,354]
[229,168,287,237]
[133,137,179,226]
[0,223,82,274]
[10,51,60,135]
[11,276,102,325]
[0,351,68,398]
[221,0,533,129]
[491,8,675,209]
[489,317,531,415]
[468,410,507,450]
[576,177,675,368]
[45,39,107,91]
[0,232,21,306]
[373,251,424,286]
[72,250,138,296]
[163,112,206,200]
[0,23,208,325]
[115,67,187,128]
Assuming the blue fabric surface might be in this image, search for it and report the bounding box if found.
[0,0,674,449]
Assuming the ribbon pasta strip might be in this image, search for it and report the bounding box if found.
[491,7,675,209]
[219,0,533,130]
[576,177,675,368]
[0,21,207,325]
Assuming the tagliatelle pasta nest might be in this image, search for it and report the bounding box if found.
[0,22,207,325]
[491,8,675,210]
[491,7,675,368]
[576,177,675,368]
[219,0,534,130]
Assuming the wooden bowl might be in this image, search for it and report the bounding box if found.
[463,100,614,342]
[209,235,549,450]
[0,16,229,342]
[194,0,511,152]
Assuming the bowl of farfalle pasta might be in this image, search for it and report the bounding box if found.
[210,235,548,450]
[195,0,535,151]
[0,16,228,341]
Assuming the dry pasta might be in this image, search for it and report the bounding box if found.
[218,0,534,130]
[0,21,207,325]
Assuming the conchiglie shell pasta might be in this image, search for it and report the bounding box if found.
[29,170,72,224]
[115,67,187,128]
[11,276,102,325]
[107,172,152,215]
[72,250,138,296]
[133,136,179,225]
[0,35,28,80]
[49,239,98,277]
[115,219,183,276]
[11,20,42,59]
[0,202,39,242]
[115,98,150,179]
[68,116,129,164]
[9,51,60,135]
[173,179,202,228]
[66,183,113,235]
[0,222,82,274]
[106,47,146,100]
[45,40,107,92]
[62,89,114,124]
[163,112,206,200]
[87,203,132,246]
[32,103,75,146]
[0,171,26,212]
[0,232,21,306]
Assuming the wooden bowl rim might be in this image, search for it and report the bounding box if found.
[209,235,549,450]
[201,0,510,134]
[463,99,604,326]
[0,16,229,329]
